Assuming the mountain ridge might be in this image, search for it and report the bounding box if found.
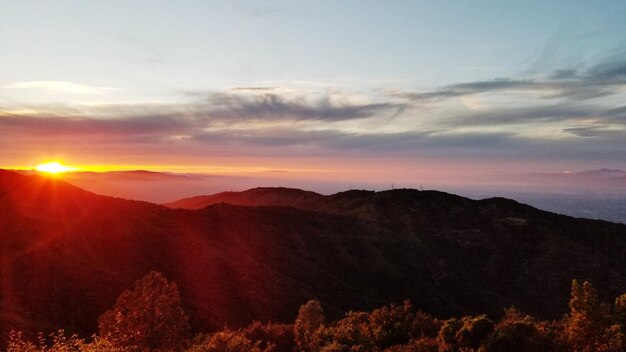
[1,169,625,342]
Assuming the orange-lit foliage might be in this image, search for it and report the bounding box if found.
[481,308,562,352]
[186,330,270,352]
[98,271,191,351]
[564,280,623,352]
[7,330,124,352]
[242,322,294,352]
[436,318,462,352]
[316,301,439,351]
[6,276,626,352]
[294,300,325,352]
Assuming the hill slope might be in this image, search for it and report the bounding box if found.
[163,187,324,210]
[1,170,625,341]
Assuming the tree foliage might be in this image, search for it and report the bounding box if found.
[7,330,124,352]
[7,277,626,352]
[564,280,622,352]
[186,330,271,352]
[97,271,191,351]
[481,308,561,352]
[294,300,325,352]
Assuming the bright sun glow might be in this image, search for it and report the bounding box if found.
[35,161,75,174]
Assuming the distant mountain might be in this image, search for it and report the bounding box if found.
[72,169,197,180]
[8,169,241,204]
[163,187,325,209]
[451,169,626,223]
[487,192,626,224]
[1,169,626,343]
[11,168,626,222]
[575,168,626,176]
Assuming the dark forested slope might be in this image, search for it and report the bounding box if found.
[1,170,625,341]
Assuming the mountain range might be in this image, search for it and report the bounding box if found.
[11,168,626,224]
[1,169,625,342]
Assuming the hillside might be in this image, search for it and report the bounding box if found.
[163,187,325,210]
[1,169,626,342]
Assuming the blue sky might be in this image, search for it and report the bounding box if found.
[0,1,625,182]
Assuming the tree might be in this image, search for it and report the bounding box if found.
[563,280,621,352]
[383,337,438,352]
[98,271,191,351]
[614,294,626,329]
[481,308,560,352]
[321,311,374,351]
[367,301,415,348]
[294,300,325,352]
[455,315,494,350]
[242,321,294,352]
[186,330,270,352]
[614,294,626,349]
[409,311,440,339]
[436,318,461,352]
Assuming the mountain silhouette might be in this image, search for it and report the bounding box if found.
[1,169,625,342]
[163,187,325,210]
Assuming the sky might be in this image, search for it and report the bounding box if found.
[1,0,625,188]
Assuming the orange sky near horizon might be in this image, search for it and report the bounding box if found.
[5,155,612,189]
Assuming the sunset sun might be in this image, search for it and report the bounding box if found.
[35,161,75,174]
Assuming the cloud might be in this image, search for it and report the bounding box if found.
[4,81,121,95]
[187,127,512,153]
[444,102,626,130]
[184,127,625,162]
[393,55,626,103]
[204,92,404,122]
[449,104,595,126]
[1,54,624,168]
[228,86,287,92]
[562,126,626,140]
[549,69,579,80]
[0,111,196,138]
[1,105,623,166]
[0,90,405,146]
[587,57,626,83]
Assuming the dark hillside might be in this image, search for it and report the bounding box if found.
[1,170,625,342]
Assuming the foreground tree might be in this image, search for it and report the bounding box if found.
[294,300,325,352]
[614,293,626,346]
[481,308,562,352]
[564,280,622,352]
[455,314,494,350]
[98,271,191,351]
[436,318,462,352]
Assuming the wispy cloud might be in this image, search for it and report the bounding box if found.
[204,92,404,122]
[4,81,122,95]
[1,50,625,169]
[392,54,626,103]
[228,86,288,92]
[447,103,624,127]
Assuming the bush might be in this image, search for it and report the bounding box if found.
[242,321,294,352]
[186,330,271,352]
[7,330,125,352]
[481,308,558,352]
